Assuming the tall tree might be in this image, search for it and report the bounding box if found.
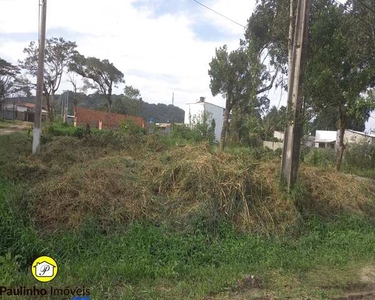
[70,54,124,112]
[19,37,77,121]
[112,86,143,116]
[208,45,276,150]
[305,1,375,171]
[208,46,248,151]
[0,58,19,103]
[124,85,142,101]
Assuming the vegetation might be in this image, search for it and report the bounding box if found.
[1,130,375,299]
[18,37,78,121]
[3,0,375,298]
[69,54,125,112]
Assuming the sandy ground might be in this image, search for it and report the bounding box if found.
[0,122,32,135]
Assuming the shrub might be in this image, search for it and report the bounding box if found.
[304,148,336,167]
[343,143,375,170]
[169,116,215,145]
[119,119,145,136]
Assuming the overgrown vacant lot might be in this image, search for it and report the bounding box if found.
[1,131,375,299]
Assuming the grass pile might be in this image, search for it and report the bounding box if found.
[3,133,375,299]
[2,135,371,235]
[299,165,375,218]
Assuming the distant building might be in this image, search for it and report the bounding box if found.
[155,123,171,135]
[1,101,47,122]
[184,97,224,141]
[74,107,145,130]
[314,130,337,149]
[273,131,284,142]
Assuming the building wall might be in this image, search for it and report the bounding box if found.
[343,130,375,146]
[184,102,224,141]
[316,130,337,141]
[204,103,224,142]
[75,107,145,129]
[273,131,284,141]
[263,141,283,150]
[184,103,204,125]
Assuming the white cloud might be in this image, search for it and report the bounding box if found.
[1,0,258,110]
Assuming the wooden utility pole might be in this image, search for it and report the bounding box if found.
[281,0,310,190]
[32,0,47,154]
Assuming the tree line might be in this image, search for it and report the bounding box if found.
[1,37,129,121]
[208,0,375,171]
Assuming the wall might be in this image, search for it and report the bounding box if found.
[316,130,337,141]
[273,131,284,141]
[263,141,283,150]
[75,107,145,129]
[204,103,224,142]
[184,102,224,141]
[343,130,375,146]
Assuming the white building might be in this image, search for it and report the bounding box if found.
[273,131,284,141]
[314,130,337,148]
[184,97,224,141]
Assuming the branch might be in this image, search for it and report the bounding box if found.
[256,69,279,95]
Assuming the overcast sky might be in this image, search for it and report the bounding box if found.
[1,0,374,130]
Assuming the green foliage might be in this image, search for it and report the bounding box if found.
[0,57,24,101]
[343,143,375,171]
[304,149,336,167]
[42,122,85,142]
[226,146,280,161]
[124,85,142,101]
[70,54,124,111]
[119,119,145,136]
[169,114,215,144]
[0,178,43,270]
[0,253,21,285]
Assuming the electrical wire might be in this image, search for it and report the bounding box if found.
[191,0,246,28]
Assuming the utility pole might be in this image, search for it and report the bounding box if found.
[281,0,310,190]
[172,92,174,106]
[32,0,47,154]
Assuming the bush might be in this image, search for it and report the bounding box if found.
[343,143,375,170]
[304,148,336,167]
[169,120,215,145]
[41,122,85,142]
[119,119,145,136]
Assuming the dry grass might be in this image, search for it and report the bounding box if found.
[6,136,375,233]
[299,165,375,218]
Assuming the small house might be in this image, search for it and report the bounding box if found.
[314,130,337,149]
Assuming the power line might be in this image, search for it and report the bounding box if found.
[191,0,246,28]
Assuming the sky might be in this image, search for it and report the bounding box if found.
[0,0,374,130]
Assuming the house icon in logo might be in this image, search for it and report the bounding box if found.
[34,261,55,277]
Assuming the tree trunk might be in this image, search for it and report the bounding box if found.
[46,93,54,122]
[220,96,231,151]
[73,96,77,118]
[106,94,112,113]
[336,109,346,172]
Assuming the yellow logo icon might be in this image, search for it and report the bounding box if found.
[31,256,58,283]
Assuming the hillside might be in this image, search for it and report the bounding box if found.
[5,92,185,123]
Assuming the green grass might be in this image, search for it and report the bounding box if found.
[1,174,375,299]
[1,133,375,299]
